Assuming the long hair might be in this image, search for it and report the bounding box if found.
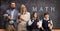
[20,4,27,14]
[31,11,39,20]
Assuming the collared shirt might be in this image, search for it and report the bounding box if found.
[11,9,15,18]
[44,18,53,24]
[9,9,15,24]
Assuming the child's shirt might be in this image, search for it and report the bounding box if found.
[28,19,42,29]
[42,18,53,29]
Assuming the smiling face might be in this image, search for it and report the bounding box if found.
[45,14,49,19]
[34,12,38,18]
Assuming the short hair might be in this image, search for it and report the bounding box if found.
[10,1,16,5]
[44,12,49,16]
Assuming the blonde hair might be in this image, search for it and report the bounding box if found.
[20,4,27,14]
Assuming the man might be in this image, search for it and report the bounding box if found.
[4,1,19,31]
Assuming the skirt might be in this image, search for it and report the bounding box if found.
[18,22,27,31]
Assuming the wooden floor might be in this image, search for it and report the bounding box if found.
[52,29,60,31]
[0,29,60,31]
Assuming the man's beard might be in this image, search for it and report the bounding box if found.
[11,7,15,9]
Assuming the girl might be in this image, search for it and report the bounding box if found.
[28,11,42,31]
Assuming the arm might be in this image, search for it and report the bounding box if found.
[37,20,42,28]
[37,20,44,30]
[17,18,22,23]
[23,12,30,21]
[48,20,53,30]
[28,19,33,26]
[3,14,12,20]
[17,15,25,23]
[3,10,14,20]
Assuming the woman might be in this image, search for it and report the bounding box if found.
[28,11,42,31]
[17,4,30,31]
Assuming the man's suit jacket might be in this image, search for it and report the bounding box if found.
[6,9,19,28]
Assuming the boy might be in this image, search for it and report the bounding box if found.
[42,12,53,31]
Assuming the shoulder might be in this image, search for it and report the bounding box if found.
[49,18,52,21]
[6,9,10,11]
[49,19,52,22]
[6,9,10,12]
